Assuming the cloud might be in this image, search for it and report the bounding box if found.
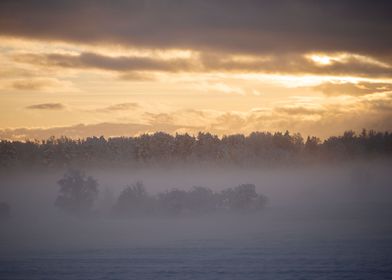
[145,112,175,125]
[99,102,140,112]
[212,113,248,131]
[0,122,202,141]
[13,52,195,73]
[1,77,79,93]
[119,72,157,81]
[12,80,50,91]
[314,82,392,96]
[0,123,144,140]
[200,52,392,77]
[26,103,65,110]
[275,106,325,116]
[363,93,392,112]
[0,68,36,80]
[0,0,392,61]
[2,94,392,141]
[13,51,392,78]
[2,1,392,141]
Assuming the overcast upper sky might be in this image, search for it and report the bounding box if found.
[0,0,391,140]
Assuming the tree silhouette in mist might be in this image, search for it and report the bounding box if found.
[114,181,156,216]
[55,169,99,216]
[113,182,268,217]
[1,130,392,167]
[220,184,267,211]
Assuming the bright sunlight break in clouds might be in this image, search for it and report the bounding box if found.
[0,0,392,140]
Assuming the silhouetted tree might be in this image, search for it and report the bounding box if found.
[55,169,99,216]
[305,136,321,153]
[114,181,156,216]
[111,182,268,218]
[158,188,189,215]
[220,184,267,211]
[186,186,217,214]
[1,130,392,167]
[0,141,17,167]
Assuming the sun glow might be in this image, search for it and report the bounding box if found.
[308,54,333,65]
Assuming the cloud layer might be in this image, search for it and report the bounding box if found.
[1,1,392,60]
[13,51,392,78]
[1,1,391,139]
[3,90,391,140]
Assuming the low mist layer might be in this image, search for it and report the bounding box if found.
[1,160,391,252]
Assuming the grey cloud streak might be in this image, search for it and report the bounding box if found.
[26,103,65,110]
[314,82,392,96]
[13,51,392,78]
[98,103,140,112]
[12,80,51,91]
[13,52,195,73]
[275,106,325,116]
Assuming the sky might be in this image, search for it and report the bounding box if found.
[0,0,391,140]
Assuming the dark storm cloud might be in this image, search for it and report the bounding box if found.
[26,103,65,110]
[0,0,392,59]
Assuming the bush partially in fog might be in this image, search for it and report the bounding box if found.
[219,184,267,211]
[157,188,190,216]
[55,170,99,216]
[52,170,268,218]
[114,181,157,216]
[1,129,392,167]
[183,186,217,214]
[114,183,267,217]
[158,186,219,216]
[0,202,10,220]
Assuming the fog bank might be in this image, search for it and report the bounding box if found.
[1,160,391,252]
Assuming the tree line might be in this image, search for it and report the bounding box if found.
[1,130,392,167]
[55,170,268,217]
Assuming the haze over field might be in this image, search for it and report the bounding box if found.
[1,1,392,279]
[1,161,391,252]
